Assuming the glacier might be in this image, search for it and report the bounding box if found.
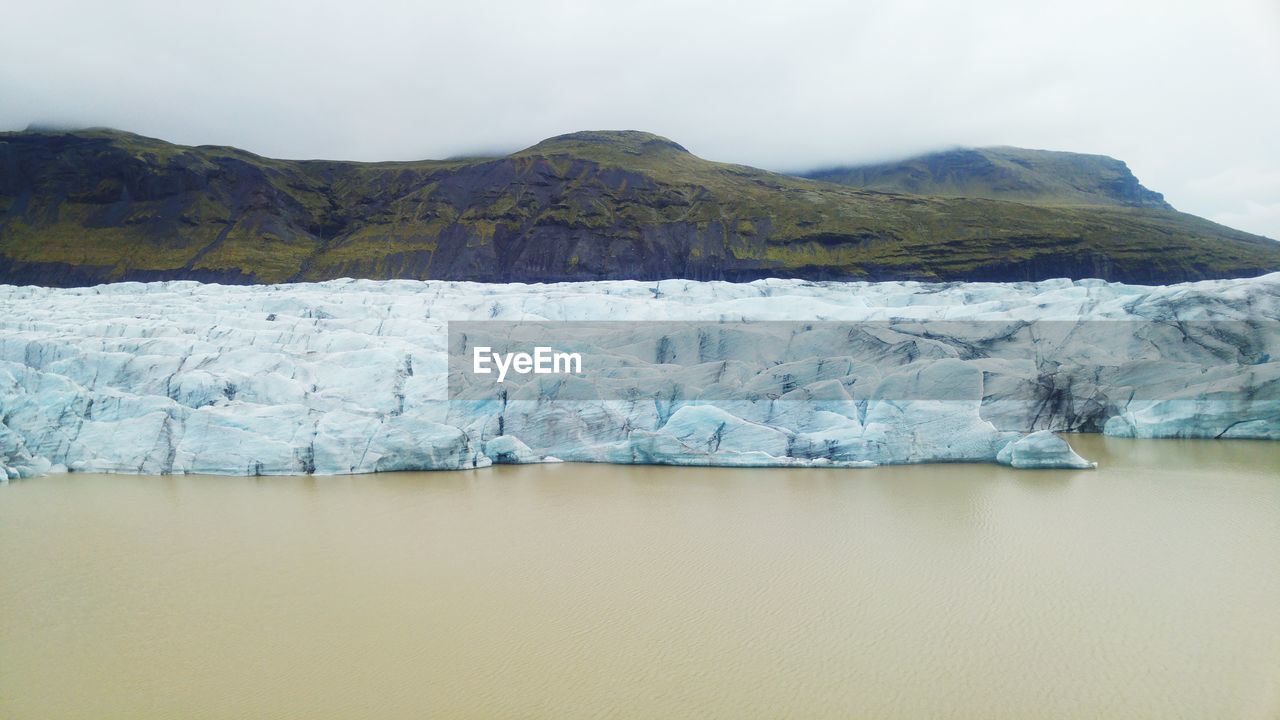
[1,273,1277,479]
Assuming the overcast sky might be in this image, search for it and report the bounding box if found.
[3,0,1278,238]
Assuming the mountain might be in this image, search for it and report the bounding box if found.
[1,129,1277,286]
[803,146,1172,209]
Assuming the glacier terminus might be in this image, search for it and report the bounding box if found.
[2,273,1277,479]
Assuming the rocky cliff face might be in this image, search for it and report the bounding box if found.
[1,129,1277,286]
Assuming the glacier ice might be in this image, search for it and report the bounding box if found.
[997,431,1096,469]
[482,435,539,464]
[1,272,1277,479]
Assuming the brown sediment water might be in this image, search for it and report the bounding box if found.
[2,435,1278,719]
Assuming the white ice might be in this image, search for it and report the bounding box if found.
[1,273,1276,478]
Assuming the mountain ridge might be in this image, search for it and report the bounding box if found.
[804,146,1172,209]
[1,128,1276,287]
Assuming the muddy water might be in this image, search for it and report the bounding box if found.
[2,435,1278,719]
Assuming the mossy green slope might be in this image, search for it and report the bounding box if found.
[1,129,1276,286]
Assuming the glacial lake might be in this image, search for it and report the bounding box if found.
[2,435,1278,719]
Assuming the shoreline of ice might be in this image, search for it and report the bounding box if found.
[2,273,1277,479]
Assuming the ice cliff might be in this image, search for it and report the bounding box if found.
[1,273,1276,479]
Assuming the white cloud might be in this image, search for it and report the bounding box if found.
[1211,202,1280,240]
[1,0,1277,239]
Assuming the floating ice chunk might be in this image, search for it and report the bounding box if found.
[997,431,1096,469]
[483,436,539,464]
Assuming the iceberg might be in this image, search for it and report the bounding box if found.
[1,272,1276,479]
[997,431,1096,469]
